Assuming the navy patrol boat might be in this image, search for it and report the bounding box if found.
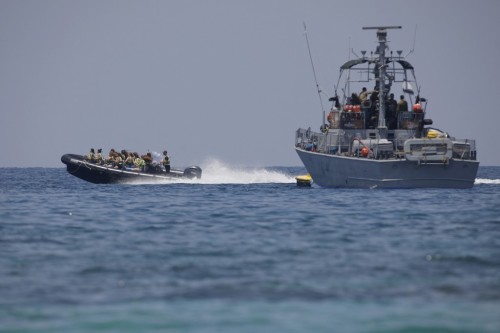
[295,26,478,188]
[61,154,202,184]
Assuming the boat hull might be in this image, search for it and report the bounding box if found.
[295,148,478,188]
[61,154,202,184]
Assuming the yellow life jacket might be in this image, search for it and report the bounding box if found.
[134,158,145,167]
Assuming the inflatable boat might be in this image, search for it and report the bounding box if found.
[61,154,202,184]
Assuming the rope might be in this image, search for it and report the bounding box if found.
[68,159,92,174]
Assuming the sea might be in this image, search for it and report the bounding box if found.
[1,161,499,333]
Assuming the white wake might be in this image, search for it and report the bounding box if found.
[475,178,500,185]
[193,159,295,184]
[125,159,296,185]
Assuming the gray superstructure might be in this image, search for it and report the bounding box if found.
[295,26,478,188]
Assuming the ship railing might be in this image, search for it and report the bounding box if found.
[398,112,424,130]
[295,128,321,152]
[318,130,341,154]
[452,139,477,160]
[340,112,365,129]
[296,127,345,155]
[295,127,345,155]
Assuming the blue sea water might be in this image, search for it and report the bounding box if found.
[1,162,500,333]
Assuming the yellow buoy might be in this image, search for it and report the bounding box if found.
[296,174,312,187]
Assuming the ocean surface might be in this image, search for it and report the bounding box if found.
[1,162,500,333]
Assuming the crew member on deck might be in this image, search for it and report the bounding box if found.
[387,93,398,129]
[113,152,123,169]
[95,149,103,164]
[350,93,361,105]
[366,88,379,128]
[123,151,134,168]
[141,152,153,171]
[359,87,368,102]
[86,148,95,162]
[105,149,116,165]
[133,153,145,171]
[162,150,171,173]
[397,95,408,113]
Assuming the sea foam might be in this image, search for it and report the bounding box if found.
[126,158,296,185]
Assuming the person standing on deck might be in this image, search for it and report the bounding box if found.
[95,148,103,164]
[162,150,171,173]
[359,87,369,102]
[85,148,95,162]
[387,93,398,129]
[397,95,408,113]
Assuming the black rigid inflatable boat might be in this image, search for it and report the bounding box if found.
[61,154,202,184]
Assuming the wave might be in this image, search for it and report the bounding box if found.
[475,178,500,185]
[126,159,296,185]
[195,159,296,184]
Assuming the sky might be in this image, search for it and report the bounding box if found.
[1,0,499,167]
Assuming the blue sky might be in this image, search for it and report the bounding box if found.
[1,0,499,167]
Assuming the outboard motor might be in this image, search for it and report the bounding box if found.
[183,166,202,179]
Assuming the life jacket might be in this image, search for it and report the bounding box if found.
[134,158,145,168]
[123,156,132,167]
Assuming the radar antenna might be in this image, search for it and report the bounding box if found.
[362,26,402,31]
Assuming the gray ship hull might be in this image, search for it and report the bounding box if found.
[296,148,478,188]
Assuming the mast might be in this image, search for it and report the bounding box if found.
[362,26,401,137]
